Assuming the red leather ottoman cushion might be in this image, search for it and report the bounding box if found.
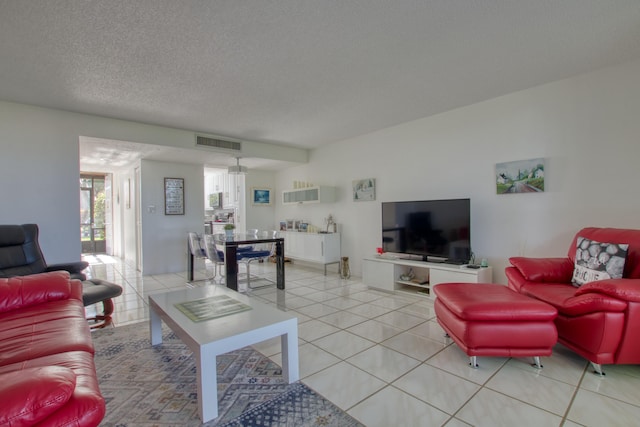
[434,283,557,321]
[434,283,558,358]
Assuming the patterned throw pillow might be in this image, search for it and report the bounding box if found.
[572,237,628,286]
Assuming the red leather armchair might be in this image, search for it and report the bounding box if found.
[506,227,640,375]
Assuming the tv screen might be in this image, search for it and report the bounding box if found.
[382,199,471,263]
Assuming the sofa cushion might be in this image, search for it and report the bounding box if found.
[572,237,628,286]
[509,257,574,282]
[0,366,76,427]
[522,283,627,316]
[568,227,640,279]
[0,298,94,367]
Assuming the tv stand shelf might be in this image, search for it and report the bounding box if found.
[362,256,492,298]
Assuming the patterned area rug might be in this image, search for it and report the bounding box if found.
[92,322,363,426]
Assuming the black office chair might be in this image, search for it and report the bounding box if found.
[0,224,122,328]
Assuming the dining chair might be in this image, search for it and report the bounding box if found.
[201,233,227,282]
[238,230,278,289]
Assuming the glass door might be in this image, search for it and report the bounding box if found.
[80,174,107,253]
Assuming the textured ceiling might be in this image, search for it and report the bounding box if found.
[1,0,640,169]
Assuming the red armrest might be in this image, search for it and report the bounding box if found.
[0,366,76,427]
[0,271,81,314]
[575,279,640,303]
[509,257,574,283]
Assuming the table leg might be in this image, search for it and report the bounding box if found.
[149,306,163,346]
[225,245,238,291]
[187,239,194,282]
[276,240,285,290]
[196,346,218,422]
[280,320,299,383]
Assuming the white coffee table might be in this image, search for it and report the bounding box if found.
[149,285,299,423]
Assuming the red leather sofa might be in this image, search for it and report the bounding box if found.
[0,271,105,426]
[506,227,640,374]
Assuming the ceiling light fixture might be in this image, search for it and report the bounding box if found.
[228,157,248,175]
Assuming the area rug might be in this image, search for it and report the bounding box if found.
[92,322,363,426]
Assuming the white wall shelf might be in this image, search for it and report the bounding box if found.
[282,186,335,204]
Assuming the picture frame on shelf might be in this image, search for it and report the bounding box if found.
[286,220,294,230]
[279,221,287,231]
[299,222,308,232]
[251,187,272,205]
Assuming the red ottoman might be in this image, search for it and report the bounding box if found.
[434,283,558,368]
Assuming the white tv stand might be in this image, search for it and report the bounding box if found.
[362,256,493,298]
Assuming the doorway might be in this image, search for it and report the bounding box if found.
[80,174,108,253]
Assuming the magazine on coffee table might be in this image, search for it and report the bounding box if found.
[175,295,252,322]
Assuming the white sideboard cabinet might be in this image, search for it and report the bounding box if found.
[282,231,340,274]
[362,257,493,298]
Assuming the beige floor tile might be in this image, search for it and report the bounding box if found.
[303,361,386,410]
[312,330,375,359]
[375,310,426,330]
[317,310,368,329]
[426,345,507,385]
[394,364,480,415]
[567,389,640,427]
[347,345,421,383]
[348,386,450,426]
[486,363,576,416]
[297,319,341,342]
[346,319,404,343]
[382,331,446,361]
[457,388,562,427]
[580,363,640,406]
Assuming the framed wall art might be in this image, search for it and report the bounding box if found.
[353,178,376,201]
[252,187,272,205]
[496,158,545,194]
[164,177,185,215]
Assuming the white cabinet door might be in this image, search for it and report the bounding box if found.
[283,232,340,264]
[362,259,395,292]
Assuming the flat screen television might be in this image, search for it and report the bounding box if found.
[382,198,471,263]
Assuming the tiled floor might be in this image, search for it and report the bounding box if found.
[83,254,640,427]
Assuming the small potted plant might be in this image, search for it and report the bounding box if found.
[224,223,235,239]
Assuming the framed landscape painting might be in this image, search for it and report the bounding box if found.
[496,158,545,194]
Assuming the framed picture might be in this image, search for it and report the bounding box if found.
[252,187,272,205]
[279,221,287,231]
[164,177,184,215]
[299,222,308,232]
[496,158,545,194]
[209,192,222,208]
[353,178,376,201]
[293,220,301,230]
[286,220,294,230]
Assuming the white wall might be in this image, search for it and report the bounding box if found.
[140,160,204,274]
[245,170,277,232]
[0,101,305,266]
[275,58,640,283]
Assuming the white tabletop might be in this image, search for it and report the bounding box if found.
[149,285,296,346]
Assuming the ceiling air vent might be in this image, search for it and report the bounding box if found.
[195,134,242,152]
